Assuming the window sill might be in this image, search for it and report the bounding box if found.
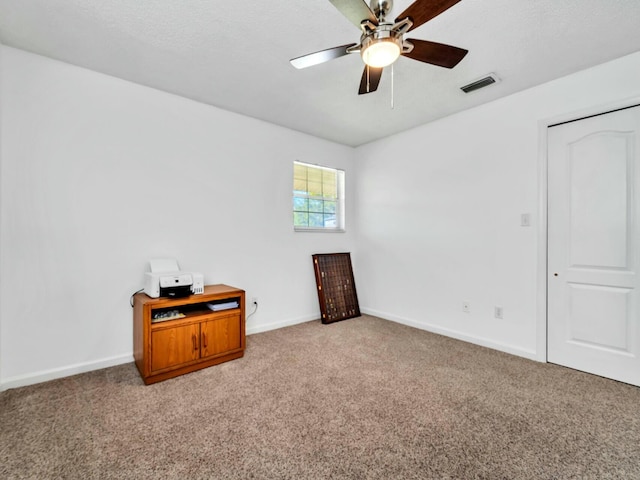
[294,227,345,233]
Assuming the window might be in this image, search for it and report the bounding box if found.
[293,161,345,232]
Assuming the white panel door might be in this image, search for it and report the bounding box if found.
[548,106,640,386]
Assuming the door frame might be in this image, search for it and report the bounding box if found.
[536,95,640,363]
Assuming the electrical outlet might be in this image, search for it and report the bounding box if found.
[251,297,258,305]
[494,306,503,319]
[462,301,470,313]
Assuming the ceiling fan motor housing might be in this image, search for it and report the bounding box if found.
[370,0,393,20]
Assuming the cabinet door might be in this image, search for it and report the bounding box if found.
[200,314,242,359]
[151,323,200,372]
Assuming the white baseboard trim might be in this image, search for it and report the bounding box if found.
[246,313,318,336]
[361,308,538,361]
[0,354,134,392]
[1,310,537,391]
[1,314,320,391]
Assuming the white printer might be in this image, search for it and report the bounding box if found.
[144,258,204,298]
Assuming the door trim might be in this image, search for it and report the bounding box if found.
[536,96,640,363]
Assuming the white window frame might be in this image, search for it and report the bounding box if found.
[293,161,345,233]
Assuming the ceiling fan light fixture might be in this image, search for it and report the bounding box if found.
[291,0,468,96]
[361,36,401,68]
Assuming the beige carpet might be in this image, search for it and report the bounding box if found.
[1,315,639,479]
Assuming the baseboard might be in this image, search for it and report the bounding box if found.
[0,354,134,392]
[246,313,318,336]
[1,310,536,390]
[0,314,319,390]
[361,308,538,361]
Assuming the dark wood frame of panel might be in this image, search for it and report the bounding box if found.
[312,253,361,324]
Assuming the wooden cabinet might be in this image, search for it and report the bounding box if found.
[133,284,245,384]
[201,315,242,358]
[150,323,199,372]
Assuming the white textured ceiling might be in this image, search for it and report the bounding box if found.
[1,0,639,146]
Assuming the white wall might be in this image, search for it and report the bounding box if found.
[354,51,640,359]
[0,43,4,385]
[3,44,639,390]
[0,46,357,389]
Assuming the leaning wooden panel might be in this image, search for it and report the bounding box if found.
[312,253,361,324]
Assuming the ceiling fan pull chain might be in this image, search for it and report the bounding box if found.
[391,63,394,109]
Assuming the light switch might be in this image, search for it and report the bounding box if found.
[521,213,530,227]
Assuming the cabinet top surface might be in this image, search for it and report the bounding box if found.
[135,284,244,307]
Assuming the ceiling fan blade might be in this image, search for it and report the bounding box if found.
[329,0,378,29]
[403,39,468,68]
[290,44,357,69]
[395,0,461,32]
[358,66,383,95]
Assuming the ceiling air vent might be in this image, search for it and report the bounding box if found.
[460,74,500,93]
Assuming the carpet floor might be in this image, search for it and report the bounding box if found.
[1,315,639,479]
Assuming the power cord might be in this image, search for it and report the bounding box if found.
[130,288,144,307]
[246,299,258,320]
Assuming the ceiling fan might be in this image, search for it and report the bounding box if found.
[290,0,468,95]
